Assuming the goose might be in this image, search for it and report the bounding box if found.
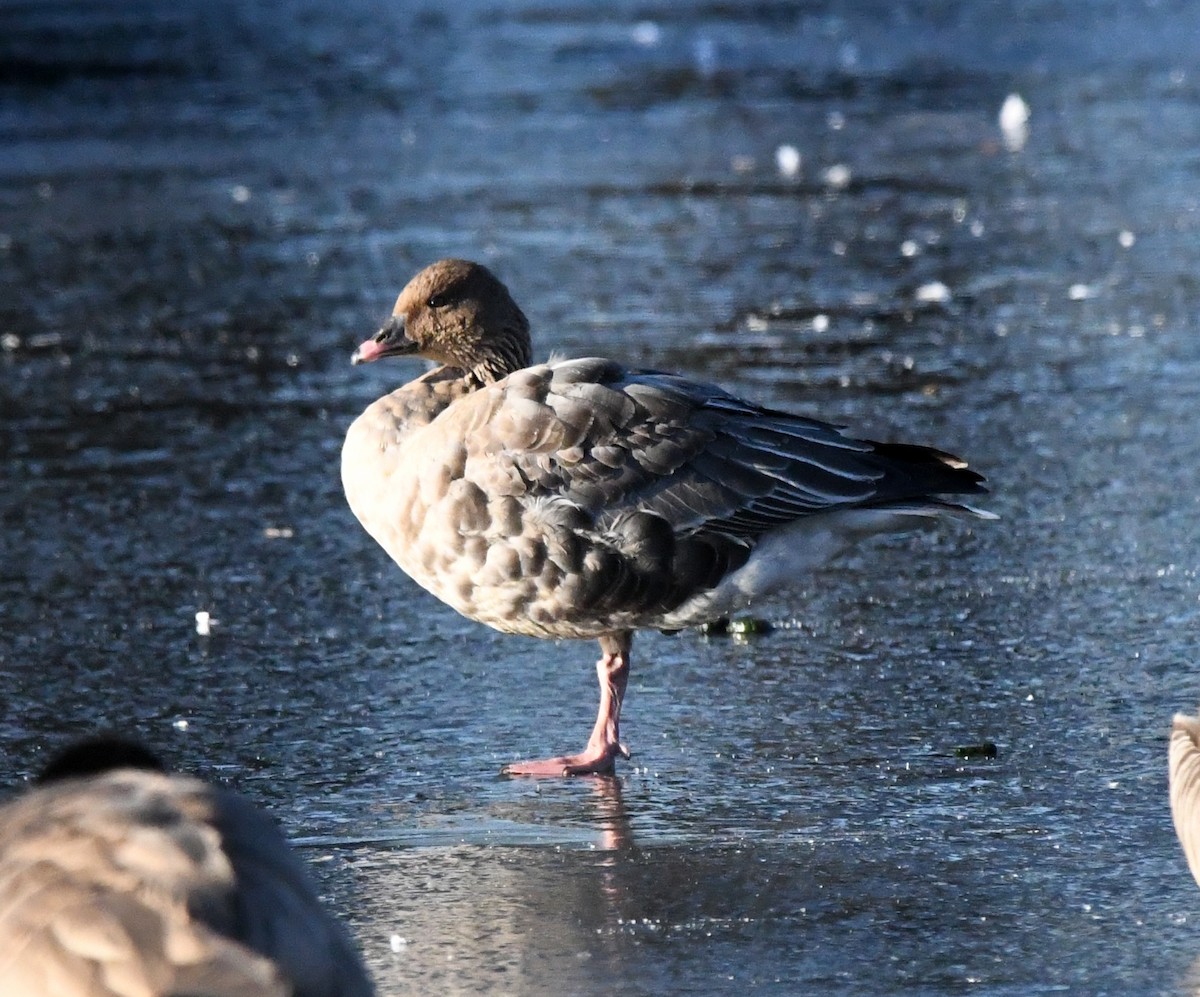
[342,259,993,776]
[0,737,374,996]
[1170,712,1200,887]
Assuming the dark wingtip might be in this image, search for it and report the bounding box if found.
[870,440,991,495]
[37,735,167,785]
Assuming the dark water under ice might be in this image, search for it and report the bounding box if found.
[3,1,1200,993]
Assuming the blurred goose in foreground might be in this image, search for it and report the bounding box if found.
[343,259,994,776]
[1170,712,1200,887]
[0,737,374,997]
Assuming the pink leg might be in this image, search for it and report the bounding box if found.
[502,632,633,777]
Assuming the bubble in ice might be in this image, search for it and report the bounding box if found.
[775,144,801,178]
[999,94,1030,151]
[1068,283,1092,300]
[194,610,214,636]
[231,184,251,203]
[821,164,851,189]
[999,94,1030,130]
[631,21,660,47]
[1118,230,1135,248]
[915,281,951,304]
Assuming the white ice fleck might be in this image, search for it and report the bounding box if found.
[900,239,919,258]
[264,526,295,539]
[915,281,951,304]
[390,935,408,953]
[1068,283,1092,301]
[775,144,802,178]
[1,333,19,351]
[811,314,830,333]
[826,110,845,131]
[231,184,251,203]
[172,719,189,731]
[631,21,660,47]
[821,164,851,189]
[999,93,1030,151]
[195,611,213,636]
[970,219,985,237]
[1118,229,1135,248]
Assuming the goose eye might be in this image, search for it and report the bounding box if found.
[427,292,448,309]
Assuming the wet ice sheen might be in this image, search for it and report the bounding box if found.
[3,1,1200,995]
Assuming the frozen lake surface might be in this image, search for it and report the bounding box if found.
[3,1,1200,993]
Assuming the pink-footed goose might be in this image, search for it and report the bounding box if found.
[0,737,374,997]
[1170,712,1200,887]
[343,259,994,776]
